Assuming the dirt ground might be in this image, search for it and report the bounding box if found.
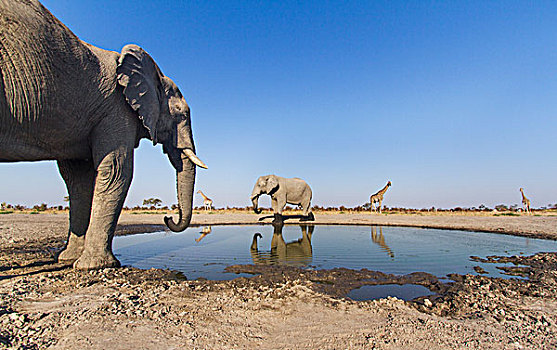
[1,212,557,349]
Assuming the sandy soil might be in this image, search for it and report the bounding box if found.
[1,212,557,349]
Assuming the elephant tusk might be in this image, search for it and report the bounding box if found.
[183,149,208,169]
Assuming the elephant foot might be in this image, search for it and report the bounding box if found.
[58,234,85,263]
[73,250,121,270]
[300,212,315,221]
[272,213,284,224]
[57,245,84,263]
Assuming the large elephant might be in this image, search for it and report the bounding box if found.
[0,0,206,269]
[250,223,314,266]
[250,175,314,223]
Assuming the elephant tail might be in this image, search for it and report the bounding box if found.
[251,233,262,250]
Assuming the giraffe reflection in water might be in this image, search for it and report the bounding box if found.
[250,223,314,266]
[195,226,212,243]
[371,226,394,259]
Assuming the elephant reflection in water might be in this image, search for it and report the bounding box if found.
[371,226,394,259]
[195,226,212,243]
[250,224,314,266]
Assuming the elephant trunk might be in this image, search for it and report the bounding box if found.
[251,233,262,250]
[163,117,206,232]
[165,158,196,232]
[251,194,262,214]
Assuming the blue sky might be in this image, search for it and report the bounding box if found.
[1,0,556,209]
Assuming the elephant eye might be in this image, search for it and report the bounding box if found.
[168,96,186,115]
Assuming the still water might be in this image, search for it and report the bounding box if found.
[113,225,557,281]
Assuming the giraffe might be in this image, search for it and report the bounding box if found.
[197,190,213,211]
[370,181,392,214]
[519,188,531,214]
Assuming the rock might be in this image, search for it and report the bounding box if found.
[423,299,432,308]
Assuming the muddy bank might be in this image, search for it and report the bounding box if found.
[1,213,557,349]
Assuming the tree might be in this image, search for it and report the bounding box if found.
[142,198,162,208]
[33,203,48,211]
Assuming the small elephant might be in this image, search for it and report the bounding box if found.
[0,1,207,269]
[250,175,314,222]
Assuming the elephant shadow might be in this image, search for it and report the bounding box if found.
[0,260,72,280]
[371,226,394,259]
[258,212,315,223]
[250,223,314,266]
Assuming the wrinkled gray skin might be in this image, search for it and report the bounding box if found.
[0,0,205,269]
[250,224,314,266]
[250,175,313,216]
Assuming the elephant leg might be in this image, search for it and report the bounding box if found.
[299,198,314,221]
[74,144,134,270]
[271,198,282,214]
[300,198,311,216]
[57,159,95,263]
[272,198,285,224]
[271,224,286,259]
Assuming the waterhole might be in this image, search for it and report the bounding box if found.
[113,225,557,282]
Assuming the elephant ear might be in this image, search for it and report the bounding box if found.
[267,175,279,193]
[117,44,163,144]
